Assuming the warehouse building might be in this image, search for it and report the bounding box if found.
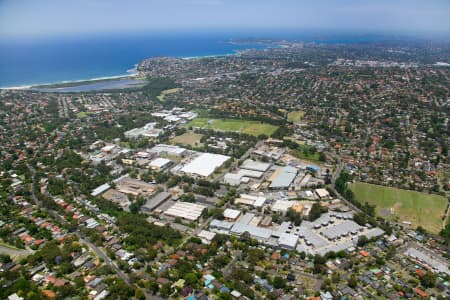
[223,208,241,221]
[114,175,156,197]
[148,158,171,170]
[197,230,216,245]
[269,166,298,189]
[164,202,206,221]
[149,144,187,157]
[321,220,362,240]
[141,192,171,213]
[234,194,266,208]
[240,159,271,172]
[180,153,230,177]
[91,183,111,197]
[278,233,299,250]
[124,122,163,139]
[223,173,242,186]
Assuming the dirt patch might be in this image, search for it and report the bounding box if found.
[379,208,392,217]
[393,202,402,210]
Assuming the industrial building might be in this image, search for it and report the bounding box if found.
[164,202,206,221]
[269,166,298,189]
[124,122,163,139]
[180,152,230,177]
[234,194,266,208]
[315,188,330,199]
[148,157,171,170]
[141,192,171,213]
[102,189,130,208]
[223,173,242,186]
[240,159,271,172]
[149,144,187,157]
[114,175,156,197]
[197,230,216,245]
[209,210,384,256]
[404,248,450,275]
[223,208,242,221]
[91,183,111,197]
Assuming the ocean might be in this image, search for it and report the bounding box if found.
[0,31,271,88]
[0,30,422,88]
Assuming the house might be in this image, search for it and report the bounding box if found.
[413,287,427,298]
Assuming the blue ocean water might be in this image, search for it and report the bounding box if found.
[0,30,422,88]
[0,32,272,88]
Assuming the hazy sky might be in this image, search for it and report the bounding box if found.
[1,0,450,37]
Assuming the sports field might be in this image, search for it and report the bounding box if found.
[287,110,305,123]
[350,182,448,234]
[185,118,278,136]
[171,132,203,146]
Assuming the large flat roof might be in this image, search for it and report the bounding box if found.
[91,183,111,197]
[269,166,297,189]
[181,153,230,177]
[164,201,206,221]
[240,159,271,172]
[142,192,171,212]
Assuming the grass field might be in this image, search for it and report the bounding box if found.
[171,132,203,146]
[350,182,448,234]
[76,111,88,118]
[185,118,278,136]
[287,110,305,123]
[157,88,183,102]
[290,148,321,164]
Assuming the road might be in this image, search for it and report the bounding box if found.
[326,153,363,214]
[27,164,130,285]
[223,250,242,277]
[0,244,33,258]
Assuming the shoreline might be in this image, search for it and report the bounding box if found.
[0,73,137,90]
[0,46,268,90]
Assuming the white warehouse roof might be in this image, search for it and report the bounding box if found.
[224,208,241,220]
[164,202,206,221]
[240,159,271,172]
[149,158,171,168]
[181,153,230,177]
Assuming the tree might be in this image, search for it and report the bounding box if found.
[348,275,358,288]
[357,235,369,247]
[273,276,286,289]
[159,283,171,297]
[420,271,436,288]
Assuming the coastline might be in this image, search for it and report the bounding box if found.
[0,68,139,90]
[0,45,269,90]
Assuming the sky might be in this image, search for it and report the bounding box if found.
[0,0,450,37]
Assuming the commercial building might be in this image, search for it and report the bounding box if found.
[164,202,206,221]
[269,166,298,189]
[180,153,230,177]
